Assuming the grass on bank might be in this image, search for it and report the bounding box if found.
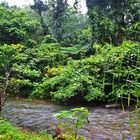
[0,118,53,140]
[0,118,85,140]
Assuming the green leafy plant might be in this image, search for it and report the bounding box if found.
[54,107,90,140]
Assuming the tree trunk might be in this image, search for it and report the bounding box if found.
[86,0,95,54]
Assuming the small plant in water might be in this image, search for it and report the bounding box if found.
[54,107,90,140]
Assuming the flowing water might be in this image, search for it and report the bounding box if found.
[2,99,140,140]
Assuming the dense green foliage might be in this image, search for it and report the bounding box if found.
[0,6,41,45]
[86,0,140,48]
[32,41,139,104]
[0,0,140,105]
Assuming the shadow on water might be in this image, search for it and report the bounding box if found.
[2,99,140,140]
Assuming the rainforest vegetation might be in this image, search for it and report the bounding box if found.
[0,0,139,106]
[0,0,140,139]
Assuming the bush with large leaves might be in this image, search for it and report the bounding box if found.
[0,44,34,97]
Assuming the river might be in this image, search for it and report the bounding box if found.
[2,99,140,140]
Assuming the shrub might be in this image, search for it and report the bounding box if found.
[32,41,140,104]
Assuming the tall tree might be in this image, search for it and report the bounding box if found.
[86,0,95,53]
[31,0,49,35]
[31,0,46,16]
[51,0,68,43]
[86,0,140,46]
